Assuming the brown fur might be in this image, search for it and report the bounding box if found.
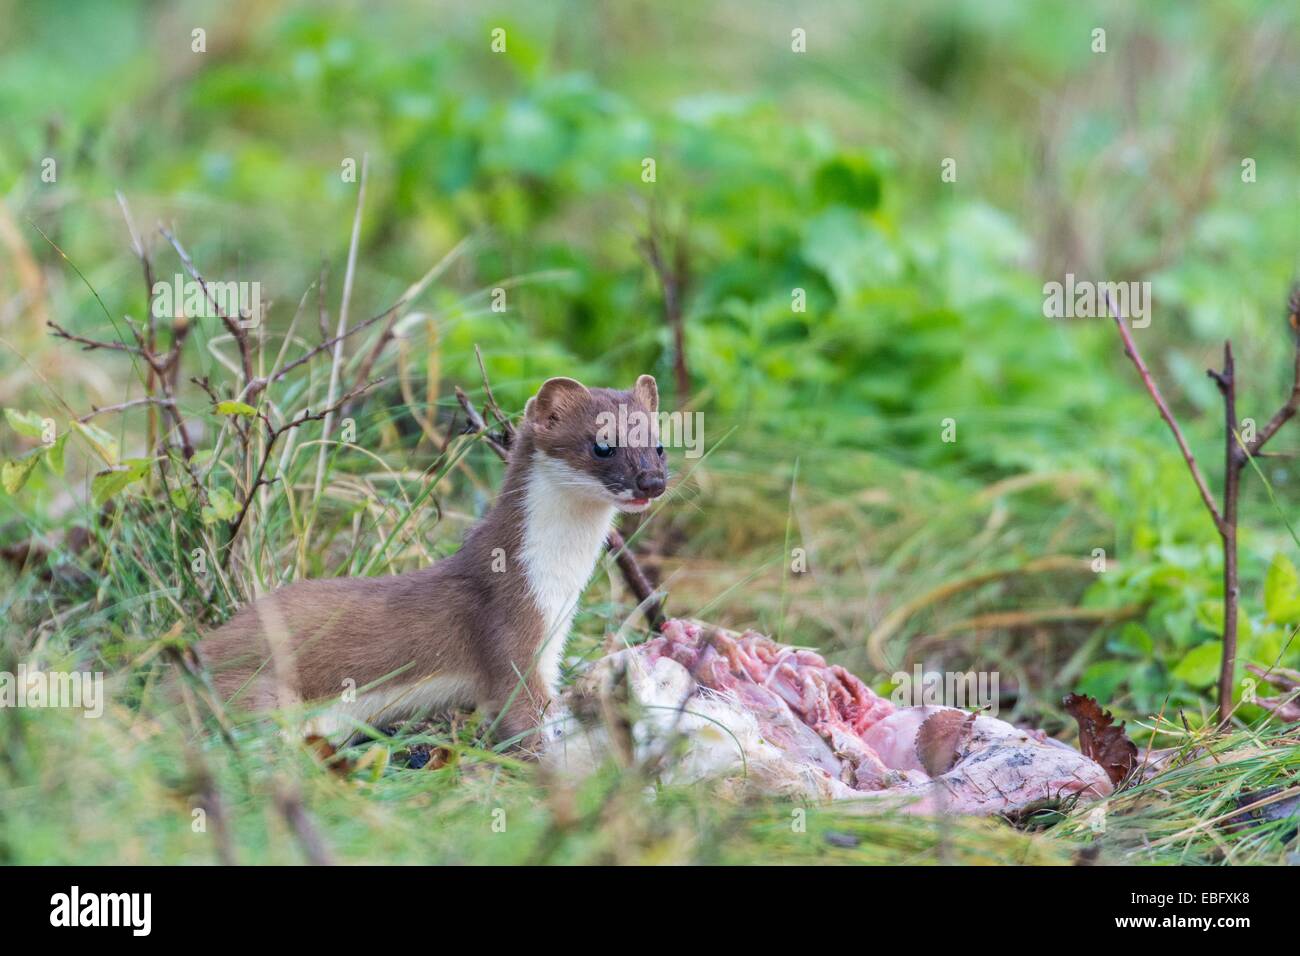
[197,375,667,750]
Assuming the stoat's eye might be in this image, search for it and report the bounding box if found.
[655,443,665,457]
[592,441,616,459]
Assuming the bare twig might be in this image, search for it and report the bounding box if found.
[1108,301,1224,531]
[454,385,510,459]
[226,378,383,551]
[1208,342,1242,724]
[197,260,442,411]
[1246,288,1300,456]
[1112,286,1300,724]
[191,376,220,405]
[606,528,664,627]
[47,318,197,462]
[474,343,513,436]
[77,397,176,423]
[345,237,469,414]
[273,781,334,866]
[159,226,254,385]
[115,193,163,451]
[256,300,393,396]
[185,750,237,866]
[1246,661,1300,691]
[317,260,330,342]
[640,213,691,402]
[46,320,163,372]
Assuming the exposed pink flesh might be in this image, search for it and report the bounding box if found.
[627,620,1113,813]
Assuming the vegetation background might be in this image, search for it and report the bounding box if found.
[1,0,1297,864]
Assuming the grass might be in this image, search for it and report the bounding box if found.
[0,258,1293,864]
[0,280,1293,864]
[2,0,1299,866]
[5,664,1297,864]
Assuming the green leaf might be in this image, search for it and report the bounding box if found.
[1194,599,1251,642]
[1077,660,1130,702]
[4,408,47,439]
[1171,641,1223,689]
[801,210,901,300]
[91,470,133,507]
[1108,622,1154,657]
[1194,598,1223,633]
[70,420,119,465]
[90,458,152,506]
[812,155,882,211]
[2,449,44,494]
[1264,552,1300,623]
[215,400,257,417]
[201,486,240,524]
[44,432,68,476]
[1242,626,1284,669]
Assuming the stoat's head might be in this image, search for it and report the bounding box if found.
[523,375,668,513]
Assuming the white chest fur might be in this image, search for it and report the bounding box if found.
[521,454,615,693]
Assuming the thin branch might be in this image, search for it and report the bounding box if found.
[115,191,156,348]
[191,376,221,405]
[474,344,514,437]
[316,259,329,340]
[77,397,176,423]
[47,318,197,461]
[1246,288,1300,455]
[1108,298,1224,531]
[226,378,383,550]
[46,320,165,374]
[273,782,334,866]
[185,749,237,866]
[1209,342,1241,724]
[640,213,691,402]
[606,528,664,627]
[454,386,511,459]
[1115,287,1300,725]
[258,301,392,394]
[235,254,454,409]
[345,237,469,412]
[1245,365,1298,451]
[159,226,254,384]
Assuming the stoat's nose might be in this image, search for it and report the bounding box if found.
[635,471,667,498]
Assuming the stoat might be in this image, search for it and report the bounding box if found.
[197,375,668,751]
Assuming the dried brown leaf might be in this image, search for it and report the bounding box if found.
[1063,693,1137,786]
[304,734,355,777]
[1256,695,1300,723]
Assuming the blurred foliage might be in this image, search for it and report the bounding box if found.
[0,0,1298,863]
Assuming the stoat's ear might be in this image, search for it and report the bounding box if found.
[633,374,659,413]
[525,377,588,427]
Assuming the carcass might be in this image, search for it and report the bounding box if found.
[548,619,1114,814]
